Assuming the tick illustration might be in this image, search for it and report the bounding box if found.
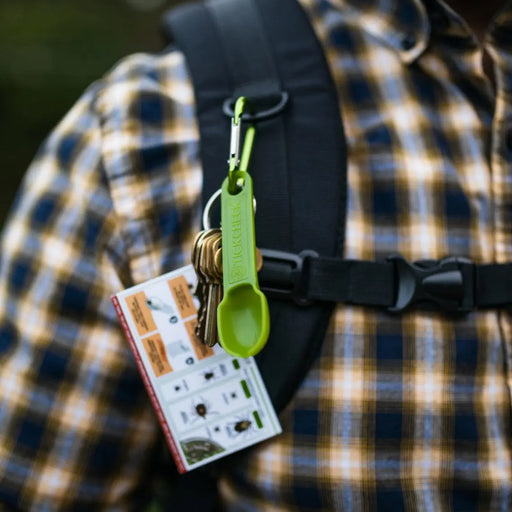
[234,419,252,433]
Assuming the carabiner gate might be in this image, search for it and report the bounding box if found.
[228,97,255,194]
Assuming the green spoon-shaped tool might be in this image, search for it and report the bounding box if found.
[217,170,270,357]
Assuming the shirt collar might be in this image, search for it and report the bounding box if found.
[325,0,430,64]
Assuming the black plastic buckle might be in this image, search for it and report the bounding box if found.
[387,254,475,313]
[258,248,318,306]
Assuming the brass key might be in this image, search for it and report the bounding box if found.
[192,229,206,299]
[200,233,223,347]
[192,229,220,343]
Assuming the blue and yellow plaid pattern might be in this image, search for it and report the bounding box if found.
[1,0,512,510]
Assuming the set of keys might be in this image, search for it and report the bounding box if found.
[192,227,263,348]
[192,228,223,347]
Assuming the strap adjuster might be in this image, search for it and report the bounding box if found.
[387,254,475,313]
[258,249,318,306]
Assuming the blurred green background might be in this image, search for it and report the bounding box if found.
[0,0,184,228]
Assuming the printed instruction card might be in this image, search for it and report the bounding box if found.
[112,264,281,473]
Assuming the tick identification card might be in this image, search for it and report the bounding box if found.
[111,265,281,473]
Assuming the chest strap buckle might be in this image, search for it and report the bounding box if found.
[387,254,475,313]
[258,248,318,306]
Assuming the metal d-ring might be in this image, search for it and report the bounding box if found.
[223,91,289,122]
[202,188,257,230]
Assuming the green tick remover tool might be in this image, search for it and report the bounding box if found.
[217,98,270,358]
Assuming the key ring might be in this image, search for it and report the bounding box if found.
[202,189,222,230]
[202,188,256,230]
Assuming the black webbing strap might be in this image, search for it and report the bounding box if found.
[309,259,394,306]
[259,251,512,312]
[206,0,281,101]
[478,263,512,307]
[164,0,347,413]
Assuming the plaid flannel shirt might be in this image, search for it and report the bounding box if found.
[1,0,512,510]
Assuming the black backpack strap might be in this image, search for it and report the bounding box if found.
[164,0,347,412]
[205,0,282,102]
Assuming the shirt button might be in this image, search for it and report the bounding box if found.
[401,34,417,51]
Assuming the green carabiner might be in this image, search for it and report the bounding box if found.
[218,96,270,358]
[228,97,255,194]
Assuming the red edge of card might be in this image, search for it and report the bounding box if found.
[111,295,187,474]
